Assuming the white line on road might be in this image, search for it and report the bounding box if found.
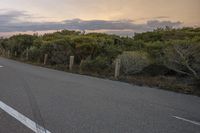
[0,101,51,133]
[0,65,3,68]
[173,116,200,126]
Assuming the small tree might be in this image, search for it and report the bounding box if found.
[118,51,151,75]
[164,41,200,79]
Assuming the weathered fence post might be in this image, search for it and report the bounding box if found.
[0,48,3,56]
[69,56,74,71]
[114,59,121,79]
[26,48,29,60]
[3,49,6,56]
[7,50,11,58]
[14,51,17,57]
[44,54,48,65]
[79,59,84,73]
[2,49,5,56]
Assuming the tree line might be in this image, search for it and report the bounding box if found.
[0,27,200,95]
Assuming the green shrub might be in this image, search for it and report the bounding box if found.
[118,51,151,75]
[141,64,172,76]
[73,36,99,61]
[80,56,110,73]
[28,46,41,62]
[163,40,200,79]
[144,41,167,64]
[40,39,71,65]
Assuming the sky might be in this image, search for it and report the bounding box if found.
[0,0,200,36]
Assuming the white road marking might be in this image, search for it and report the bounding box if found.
[0,101,51,133]
[173,116,200,126]
[0,65,3,68]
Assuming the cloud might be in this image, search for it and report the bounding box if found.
[0,10,29,24]
[133,16,170,22]
[0,10,183,36]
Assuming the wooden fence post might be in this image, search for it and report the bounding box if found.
[44,54,48,65]
[7,50,11,58]
[115,59,121,79]
[26,48,29,60]
[69,56,74,71]
[14,51,17,57]
[0,48,3,56]
[2,49,5,56]
[79,59,84,73]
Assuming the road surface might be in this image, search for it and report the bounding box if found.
[0,57,200,133]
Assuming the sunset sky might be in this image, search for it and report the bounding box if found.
[0,0,200,36]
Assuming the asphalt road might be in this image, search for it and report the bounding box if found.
[0,57,200,133]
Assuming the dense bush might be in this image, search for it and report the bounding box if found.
[141,64,172,76]
[40,40,71,65]
[80,56,111,73]
[72,36,99,61]
[163,40,200,79]
[134,27,200,42]
[28,46,41,62]
[4,34,37,57]
[118,51,151,75]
